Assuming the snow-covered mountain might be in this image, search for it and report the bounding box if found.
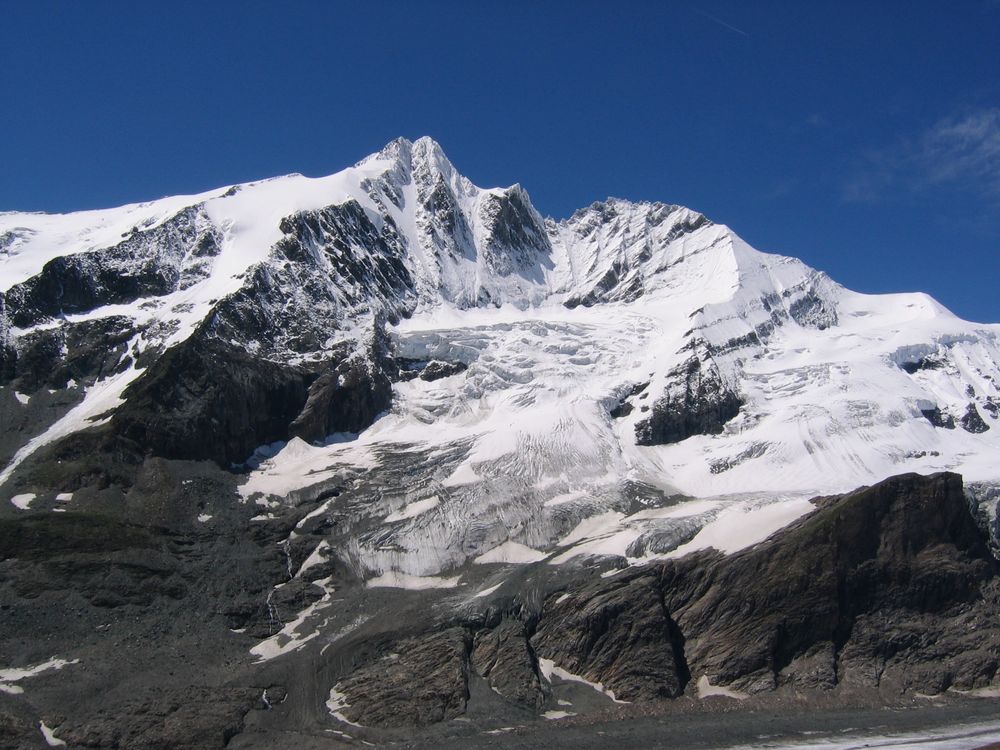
[3,137,1000,576]
[3,137,1000,747]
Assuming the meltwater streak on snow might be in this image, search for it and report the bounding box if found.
[250,577,337,663]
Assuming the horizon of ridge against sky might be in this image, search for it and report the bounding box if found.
[2,1,999,322]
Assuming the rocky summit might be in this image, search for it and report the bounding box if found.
[1,138,999,748]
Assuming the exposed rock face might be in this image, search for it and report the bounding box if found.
[330,628,471,728]
[787,283,839,329]
[74,321,394,468]
[921,405,957,429]
[0,297,14,382]
[268,202,416,330]
[983,397,1000,419]
[961,402,990,433]
[555,200,712,309]
[471,618,545,708]
[4,206,219,328]
[322,473,998,728]
[1,513,186,607]
[477,186,552,288]
[287,327,395,443]
[532,573,688,701]
[900,355,945,374]
[55,687,260,750]
[418,359,467,381]
[5,315,139,394]
[111,336,316,466]
[635,356,742,445]
[968,481,1000,555]
[357,474,996,716]
[2,200,407,475]
[359,137,553,308]
[0,465,289,750]
[660,472,998,695]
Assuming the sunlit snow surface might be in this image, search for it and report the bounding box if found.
[240,293,1000,581]
[0,658,80,695]
[538,657,628,703]
[4,137,1000,586]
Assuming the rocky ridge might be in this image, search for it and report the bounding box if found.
[319,472,999,731]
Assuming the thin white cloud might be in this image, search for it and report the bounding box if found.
[691,6,748,37]
[845,108,1000,204]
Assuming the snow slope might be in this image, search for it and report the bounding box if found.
[3,137,1000,580]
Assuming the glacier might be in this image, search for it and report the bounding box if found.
[3,137,1000,584]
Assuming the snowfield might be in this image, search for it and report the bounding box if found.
[3,137,1000,583]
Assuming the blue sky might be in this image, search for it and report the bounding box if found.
[3,1,999,321]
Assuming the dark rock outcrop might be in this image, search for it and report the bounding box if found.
[561,201,710,308]
[4,315,139,393]
[111,336,316,466]
[472,618,545,708]
[532,573,688,701]
[0,466,292,748]
[0,297,14,383]
[419,359,467,382]
[57,687,260,750]
[786,282,838,329]
[4,206,219,328]
[564,257,644,309]
[456,472,999,709]
[659,472,998,694]
[288,327,394,443]
[107,321,393,466]
[921,405,956,429]
[901,356,945,374]
[983,397,999,419]
[331,628,471,727]
[478,186,552,285]
[609,381,648,419]
[392,358,468,383]
[635,357,742,445]
[960,402,990,433]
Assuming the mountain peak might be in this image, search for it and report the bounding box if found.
[355,136,410,167]
[359,135,452,172]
